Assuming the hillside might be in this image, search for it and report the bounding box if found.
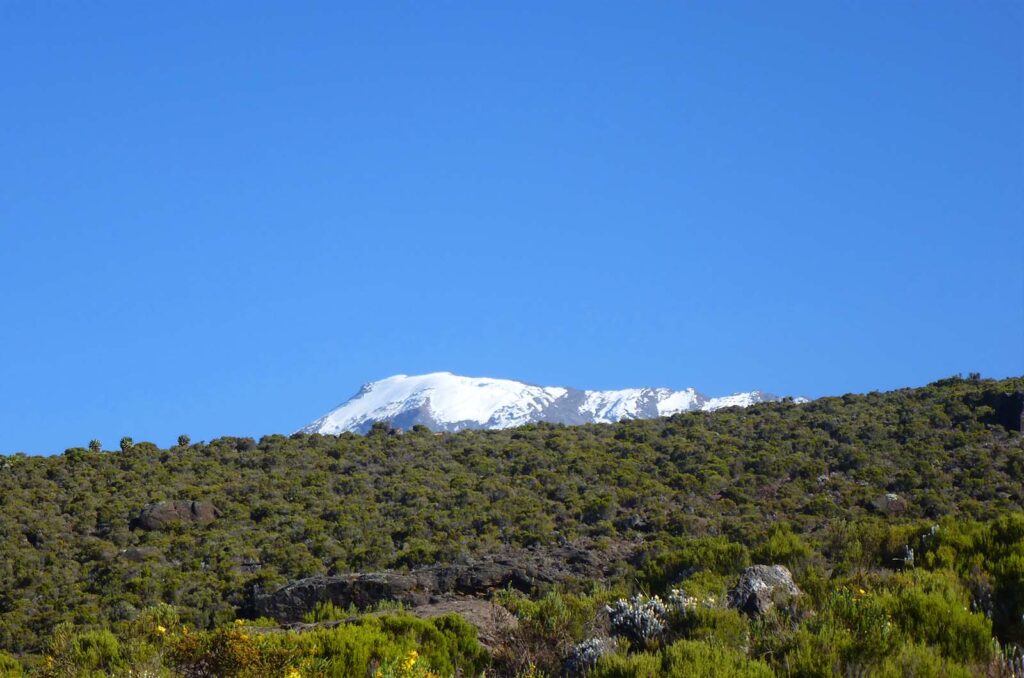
[0,375,1022,676]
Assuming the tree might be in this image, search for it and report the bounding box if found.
[119,437,134,452]
[88,440,102,453]
[177,434,191,447]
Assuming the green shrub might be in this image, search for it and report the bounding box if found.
[591,640,773,678]
[641,537,751,591]
[39,624,124,678]
[0,651,22,677]
[661,640,774,677]
[591,650,662,677]
[889,587,992,664]
[303,600,350,623]
[752,523,813,575]
[875,643,973,678]
[673,607,749,652]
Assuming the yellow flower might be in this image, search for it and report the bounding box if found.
[858,588,866,595]
[285,668,302,678]
[156,625,167,635]
[402,649,419,671]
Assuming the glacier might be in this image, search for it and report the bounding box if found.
[300,372,805,435]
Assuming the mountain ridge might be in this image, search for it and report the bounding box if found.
[300,371,805,434]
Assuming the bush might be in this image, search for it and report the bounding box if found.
[875,643,973,678]
[606,595,667,647]
[564,637,616,676]
[640,537,751,591]
[590,640,772,678]
[0,651,22,677]
[303,600,350,623]
[673,607,749,652]
[661,640,774,677]
[889,586,992,664]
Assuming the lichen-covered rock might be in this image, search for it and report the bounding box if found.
[133,500,220,531]
[727,565,800,616]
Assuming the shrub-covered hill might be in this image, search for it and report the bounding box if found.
[0,375,1022,661]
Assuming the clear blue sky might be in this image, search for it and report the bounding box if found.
[1,2,1022,454]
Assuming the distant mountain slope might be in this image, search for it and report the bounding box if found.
[300,372,803,434]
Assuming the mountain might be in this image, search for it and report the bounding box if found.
[299,372,804,434]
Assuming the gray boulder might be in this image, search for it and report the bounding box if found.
[727,565,800,616]
[134,500,220,531]
[872,493,908,516]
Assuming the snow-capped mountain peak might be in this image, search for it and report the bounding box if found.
[300,372,804,435]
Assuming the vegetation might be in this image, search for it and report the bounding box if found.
[0,375,1021,675]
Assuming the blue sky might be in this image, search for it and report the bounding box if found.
[1,2,1021,454]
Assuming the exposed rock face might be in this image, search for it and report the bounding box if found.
[133,500,220,531]
[247,542,628,622]
[727,565,801,616]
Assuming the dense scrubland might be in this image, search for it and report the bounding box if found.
[0,375,1022,676]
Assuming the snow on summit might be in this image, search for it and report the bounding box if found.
[300,372,802,435]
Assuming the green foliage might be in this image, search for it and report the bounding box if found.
[43,624,123,677]
[592,639,773,677]
[303,600,349,623]
[640,537,750,592]
[887,577,993,663]
[493,588,611,676]
[0,375,1021,675]
[0,651,22,677]
[874,643,973,678]
[33,609,488,677]
[752,523,813,575]
[673,607,749,651]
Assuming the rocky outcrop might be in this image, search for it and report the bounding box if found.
[247,542,629,621]
[132,500,220,531]
[727,565,800,616]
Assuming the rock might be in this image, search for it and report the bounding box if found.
[119,546,161,562]
[727,565,800,616]
[133,500,220,531]
[247,541,631,622]
[872,493,908,516]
